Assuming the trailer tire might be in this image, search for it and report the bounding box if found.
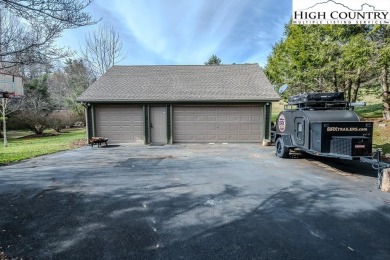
[276,138,289,158]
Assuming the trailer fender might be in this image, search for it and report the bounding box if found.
[275,134,294,148]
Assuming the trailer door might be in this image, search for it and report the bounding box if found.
[295,117,305,146]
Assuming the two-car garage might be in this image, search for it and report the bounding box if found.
[78,64,280,143]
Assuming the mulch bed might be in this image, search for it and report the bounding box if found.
[18,133,58,139]
[70,139,88,148]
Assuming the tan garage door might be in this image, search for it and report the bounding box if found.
[173,106,263,143]
[95,105,143,143]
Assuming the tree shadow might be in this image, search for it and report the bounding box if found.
[1,180,389,259]
[294,152,378,178]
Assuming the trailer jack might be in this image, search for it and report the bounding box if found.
[360,149,390,189]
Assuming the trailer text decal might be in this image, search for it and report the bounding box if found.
[326,127,368,132]
[278,114,286,132]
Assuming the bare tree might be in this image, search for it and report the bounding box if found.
[0,0,97,71]
[16,75,55,135]
[47,70,69,109]
[17,94,53,134]
[47,59,94,114]
[81,22,125,77]
[0,97,23,146]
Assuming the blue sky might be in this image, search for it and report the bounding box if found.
[57,0,292,66]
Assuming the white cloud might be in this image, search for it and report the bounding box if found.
[56,0,292,65]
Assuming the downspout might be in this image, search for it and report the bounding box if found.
[170,105,173,144]
[81,102,89,140]
[262,102,272,141]
[91,104,96,137]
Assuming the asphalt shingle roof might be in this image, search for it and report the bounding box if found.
[77,64,280,102]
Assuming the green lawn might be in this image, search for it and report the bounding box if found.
[272,101,285,122]
[0,129,86,165]
[354,104,383,118]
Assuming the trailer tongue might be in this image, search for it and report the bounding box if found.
[272,92,390,188]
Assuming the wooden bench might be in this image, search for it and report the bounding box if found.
[89,137,108,147]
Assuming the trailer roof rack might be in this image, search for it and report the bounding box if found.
[285,92,350,111]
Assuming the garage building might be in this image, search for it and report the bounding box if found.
[77,64,279,144]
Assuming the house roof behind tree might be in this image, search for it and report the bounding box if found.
[77,64,279,102]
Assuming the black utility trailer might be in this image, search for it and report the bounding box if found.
[272,92,373,160]
[272,91,390,189]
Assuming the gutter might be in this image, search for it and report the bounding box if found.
[76,99,281,104]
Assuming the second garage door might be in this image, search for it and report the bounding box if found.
[95,105,144,143]
[173,105,263,143]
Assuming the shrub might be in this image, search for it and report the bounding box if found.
[47,110,79,133]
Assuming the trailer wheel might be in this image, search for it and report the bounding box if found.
[276,138,289,158]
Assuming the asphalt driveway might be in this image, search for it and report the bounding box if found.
[0,144,389,259]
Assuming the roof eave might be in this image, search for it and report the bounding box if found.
[76,98,280,104]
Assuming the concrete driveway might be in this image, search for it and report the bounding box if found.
[0,144,389,259]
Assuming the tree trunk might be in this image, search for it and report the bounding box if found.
[2,98,8,147]
[352,69,361,103]
[381,66,390,120]
[333,68,338,92]
[346,79,352,102]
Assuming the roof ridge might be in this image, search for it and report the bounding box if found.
[112,64,259,68]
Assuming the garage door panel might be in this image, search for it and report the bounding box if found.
[174,135,185,141]
[228,125,239,131]
[239,135,250,141]
[229,135,239,141]
[207,116,217,121]
[207,125,217,131]
[186,135,196,141]
[95,105,143,143]
[173,105,262,143]
[196,125,206,131]
[216,107,228,112]
[111,115,121,121]
[229,116,239,122]
[240,124,250,131]
[218,125,228,131]
[122,115,132,120]
[251,135,261,141]
[134,134,143,141]
[121,121,132,126]
[217,116,227,122]
[196,116,206,121]
[196,135,206,141]
[133,125,143,131]
[217,135,228,141]
[121,126,133,131]
[175,126,186,132]
[206,134,217,140]
[240,115,250,121]
[251,124,261,131]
